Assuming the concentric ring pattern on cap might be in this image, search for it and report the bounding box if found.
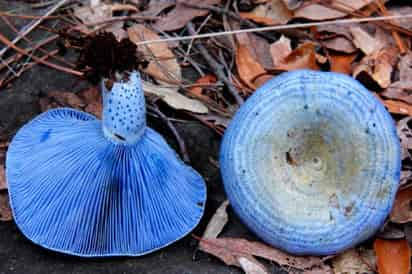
[219,70,401,255]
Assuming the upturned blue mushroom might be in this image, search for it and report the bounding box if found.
[6,71,206,257]
[220,70,401,255]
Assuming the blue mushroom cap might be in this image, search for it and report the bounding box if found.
[220,70,401,255]
[6,71,206,257]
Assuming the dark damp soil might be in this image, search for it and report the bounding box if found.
[0,1,285,273]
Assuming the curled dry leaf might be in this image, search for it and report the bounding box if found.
[236,45,267,90]
[239,0,292,25]
[85,102,102,118]
[153,0,221,31]
[329,53,357,74]
[142,80,208,114]
[238,256,270,274]
[270,35,292,67]
[47,91,85,109]
[382,81,412,105]
[199,237,327,271]
[0,165,6,190]
[322,37,357,54]
[390,187,412,223]
[189,75,218,99]
[389,6,412,31]
[201,200,229,240]
[294,0,373,20]
[382,99,412,116]
[398,52,412,82]
[350,26,385,55]
[74,2,112,26]
[275,43,320,71]
[377,222,406,240]
[397,117,412,161]
[374,238,411,274]
[140,0,175,16]
[128,24,182,84]
[281,0,303,10]
[236,32,274,68]
[0,192,12,221]
[74,2,136,34]
[333,248,376,274]
[400,171,412,188]
[353,47,398,89]
[316,24,355,40]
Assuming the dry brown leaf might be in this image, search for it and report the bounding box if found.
[295,0,373,20]
[140,0,175,16]
[201,200,229,239]
[0,165,6,190]
[236,45,266,90]
[74,3,112,26]
[79,86,100,104]
[236,32,273,68]
[400,171,412,187]
[0,192,12,221]
[85,102,102,118]
[193,113,230,129]
[383,99,412,116]
[153,0,221,31]
[390,187,412,223]
[189,75,218,99]
[238,256,270,274]
[382,81,412,105]
[281,0,302,10]
[270,35,292,67]
[317,24,355,40]
[322,36,357,54]
[329,53,357,74]
[128,24,182,84]
[389,6,412,31]
[48,91,85,109]
[239,0,292,25]
[331,248,375,274]
[74,2,136,33]
[378,222,406,240]
[302,264,333,274]
[398,52,412,82]
[397,117,412,162]
[374,238,411,274]
[276,43,320,71]
[350,26,385,55]
[142,80,208,114]
[353,47,398,88]
[199,237,327,270]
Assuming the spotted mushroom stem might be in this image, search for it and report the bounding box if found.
[101,71,146,144]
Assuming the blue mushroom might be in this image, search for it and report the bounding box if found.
[220,70,401,255]
[6,71,206,257]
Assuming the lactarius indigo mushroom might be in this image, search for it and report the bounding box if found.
[220,70,400,255]
[6,71,206,256]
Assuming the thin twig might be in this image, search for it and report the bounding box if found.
[182,2,278,42]
[0,0,69,58]
[0,32,82,76]
[134,14,412,46]
[375,0,406,54]
[320,0,412,36]
[187,22,243,105]
[0,34,58,72]
[147,104,190,163]
[0,15,74,68]
[0,11,60,20]
[183,14,212,65]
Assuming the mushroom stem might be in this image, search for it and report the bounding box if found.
[101,71,147,145]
